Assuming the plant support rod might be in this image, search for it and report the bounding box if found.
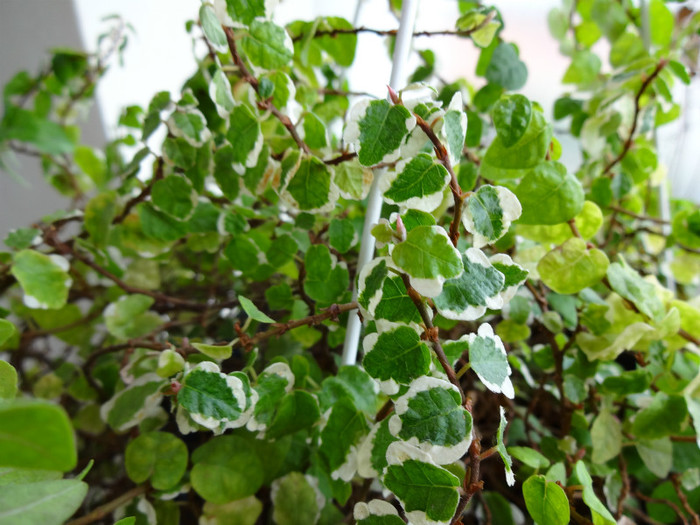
[341,0,420,366]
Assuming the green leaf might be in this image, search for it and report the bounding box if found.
[496,407,515,486]
[383,153,449,212]
[84,191,117,247]
[151,176,196,219]
[649,0,673,47]
[282,156,336,212]
[0,479,87,525]
[606,259,665,322]
[515,162,584,225]
[636,437,672,478]
[302,112,328,150]
[105,294,162,340]
[0,106,74,155]
[221,0,265,25]
[362,325,431,393]
[178,362,254,431]
[0,361,17,399]
[0,320,17,347]
[610,32,646,68]
[316,17,358,66]
[199,4,228,52]
[11,250,71,310]
[191,341,233,361]
[631,393,687,439]
[563,50,601,84]
[481,111,551,180]
[238,295,274,323]
[191,435,264,503]
[345,99,415,166]
[125,431,188,490]
[265,390,320,439]
[574,462,615,525]
[328,218,356,254]
[156,348,186,377]
[0,399,76,471]
[318,366,381,416]
[100,374,166,432]
[508,447,550,469]
[518,200,603,244]
[240,20,293,70]
[591,410,622,464]
[443,92,468,164]
[201,496,262,525]
[466,323,514,398]
[0,468,61,487]
[167,108,210,146]
[4,228,41,250]
[383,443,460,523]
[522,475,570,525]
[435,248,505,321]
[213,144,240,200]
[463,185,521,248]
[271,472,320,525]
[373,274,423,325]
[226,104,262,168]
[538,238,609,295]
[485,43,528,91]
[334,161,373,200]
[354,500,405,525]
[210,69,235,117]
[390,377,472,464]
[138,203,188,242]
[391,225,462,297]
[249,362,294,431]
[303,244,349,304]
[319,397,369,481]
[493,94,532,148]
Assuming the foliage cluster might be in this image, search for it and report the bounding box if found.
[1,1,700,524]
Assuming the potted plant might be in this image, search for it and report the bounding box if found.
[1,1,699,524]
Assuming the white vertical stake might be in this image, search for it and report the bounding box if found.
[341,0,421,366]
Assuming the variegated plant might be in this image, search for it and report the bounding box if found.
[1,1,700,524]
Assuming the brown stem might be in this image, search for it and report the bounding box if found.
[114,156,163,225]
[608,205,669,225]
[42,225,234,312]
[671,474,700,525]
[412,114,464,247]
[237,302,358,350]
[399,273,466,406]
[66,485,148,525]
[224,27,312,155]
[635,491,689,525]
[292,11,496,42]
[451,439,483,524]
[616,455,630,519]
[324,151,358,165]
[568,218,582,238]
[601,60,668,178]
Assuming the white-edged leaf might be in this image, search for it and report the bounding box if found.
[381,153,450,212]
[388,376,472,464]
[435,247,505,321]
[462,185,521,248]
[467,324,514,399]
[344,99,416,167]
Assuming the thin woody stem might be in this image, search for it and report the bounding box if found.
[399,273,466,406]
[601,59,667,178]
[224,27,311,155]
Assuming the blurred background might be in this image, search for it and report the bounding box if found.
[1,0,698,243]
